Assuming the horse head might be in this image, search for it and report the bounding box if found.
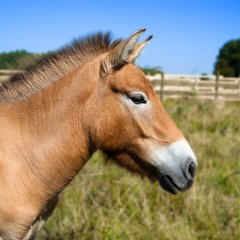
[85,29,197,194]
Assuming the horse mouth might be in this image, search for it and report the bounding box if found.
[157,175,182,195]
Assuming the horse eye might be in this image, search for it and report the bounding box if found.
[129,94,147,104]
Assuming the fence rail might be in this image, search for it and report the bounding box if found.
[0,70,240,101]
[0,69,22,83]
[148,73,240,101]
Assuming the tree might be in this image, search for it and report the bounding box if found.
[140,66,162,75]
[0,50,44,69]
[214,39,240,77]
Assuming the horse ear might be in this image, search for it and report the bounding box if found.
[128,35,153,63]
[100,29,147,78]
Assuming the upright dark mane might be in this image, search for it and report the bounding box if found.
[0,32,121,103]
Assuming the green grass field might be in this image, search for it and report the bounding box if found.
[37,99,240,240]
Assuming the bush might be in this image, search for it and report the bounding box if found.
[0,50,44,69]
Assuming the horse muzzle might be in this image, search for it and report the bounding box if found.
[149,139,198,194]
[157,161,196,194]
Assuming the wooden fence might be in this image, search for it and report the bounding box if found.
[148,73,240,101]
[1,70,240,101]
[0,69,21,83]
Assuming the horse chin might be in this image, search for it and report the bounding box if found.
[105,152,192,195]
[154,171,194,195]
[156,175,180,194]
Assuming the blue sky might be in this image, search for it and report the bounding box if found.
[1,0,239,74]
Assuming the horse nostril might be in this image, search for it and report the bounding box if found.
[188,162,196,179]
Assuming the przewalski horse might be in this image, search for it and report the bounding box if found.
[0,29,197,239]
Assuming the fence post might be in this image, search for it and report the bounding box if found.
[160,72,165,101]
[215,72,219,100]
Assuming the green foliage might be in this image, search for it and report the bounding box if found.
[200,73,210,81]
[0,50,44,69]
[214,39,240,77]
[36,100,240,240]
[140,66,162,75]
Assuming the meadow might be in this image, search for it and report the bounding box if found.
[37,99,240,240]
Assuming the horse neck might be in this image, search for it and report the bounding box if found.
[1,60,100,197]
